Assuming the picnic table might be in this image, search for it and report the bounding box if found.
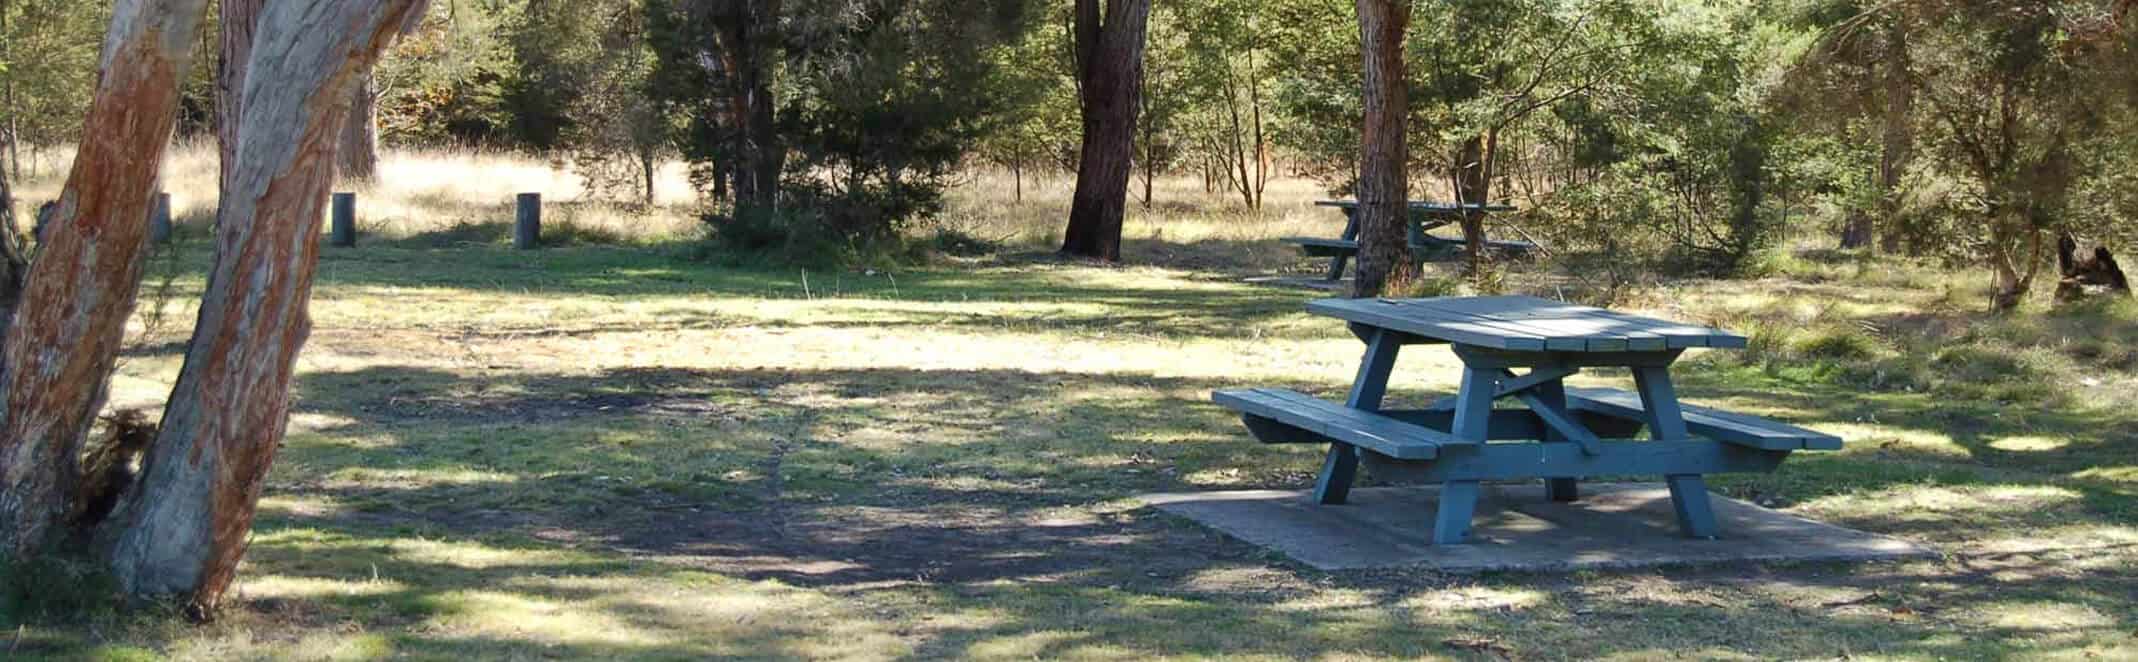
[1214,296,1842,545]
[1284,200,1532,282]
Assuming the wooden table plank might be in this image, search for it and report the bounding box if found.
[1308,298,1549,350]
[1316,295,1742,351]
[1444,296,1744,349]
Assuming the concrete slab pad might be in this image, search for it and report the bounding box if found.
[1141,484,1936,572]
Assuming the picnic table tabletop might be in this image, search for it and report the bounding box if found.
[1308,295,1746,353]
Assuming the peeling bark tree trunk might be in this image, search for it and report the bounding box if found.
[1060,0,1151,262]
[0,0,212,557]
[337,73,381,182]
[219,0,265,196]
[1350,0,1414,298]
[107,0,430,609]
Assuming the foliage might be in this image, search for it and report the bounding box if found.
[648,0,1036,263]
[0,0,107,171]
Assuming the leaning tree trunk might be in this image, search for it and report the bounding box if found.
[219,0,265,196]
[0,0,212,557]
[1060,0,1151,262]
[1350,0,1415,298]
[107,0,431,610]
[337,72,381,182]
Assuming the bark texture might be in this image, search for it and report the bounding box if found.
[706,0,784,208]
[0,162,25,336]
[107,0,430,609]
[1350,0,1415,297]
[1060,0,1151,262]
[337,72,381,181]
[218,0,265,195]
[0,0,211,556]
[1452,133,1495,276]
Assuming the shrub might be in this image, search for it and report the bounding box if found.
[1792,325,1882,361]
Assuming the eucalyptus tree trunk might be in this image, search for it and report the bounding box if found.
[107,0,431,609]
[1350,0,1415,297]
[1874,19,1914,255]
[709,0,783,209]
[0,158,24,332]
[0,0,212,557]
[1060,0,1151,262]
[337,73,381,181]
[1453,133,1496,277]
[218,0,265,194]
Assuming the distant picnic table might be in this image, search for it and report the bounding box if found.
[1215,296,1842,545]
[1285,200,1533,282]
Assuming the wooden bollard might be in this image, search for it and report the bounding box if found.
[514,193,541,250]
[330,192,357,247]
[149,193,173,244]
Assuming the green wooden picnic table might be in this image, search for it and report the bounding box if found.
[1285,200,1530,282]
[1214,296,1842,545]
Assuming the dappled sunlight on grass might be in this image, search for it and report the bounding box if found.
[23,204,2132,659]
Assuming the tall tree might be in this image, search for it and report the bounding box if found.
[338,73,381,181]
[1059,0,1151,262]
[108,0,431,608]
[218,0,264,195]
[1351,0,1414,296]
[0,0,211,557]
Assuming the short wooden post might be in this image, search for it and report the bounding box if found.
[149,193,174,244]
[330,192,357,247]
[514,193,541,250]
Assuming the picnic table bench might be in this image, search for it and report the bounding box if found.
[1213,296,1842,545]
[1285,200,1533,282]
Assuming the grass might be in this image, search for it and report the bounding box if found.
[3,153,2135,660]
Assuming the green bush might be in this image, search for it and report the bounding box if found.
[1792,325,1882,361]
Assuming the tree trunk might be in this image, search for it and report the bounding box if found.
[640,148,657,206]
[710,0,783,210]
[1453,134,1496,276]
[1060,0,1151,262]
[219,0,265,195]
[106,0,430,609]
[0,0,212,557]
[336,72,381,182]
[1874,19,1914,255]
[1350,0,1414,297]
[0,153,25,333]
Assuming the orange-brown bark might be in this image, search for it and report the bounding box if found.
[1350,0,1415,297]
[0,0,211,556]
[108,0,431,609]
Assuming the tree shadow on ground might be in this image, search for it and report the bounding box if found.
[251,361,2138,658]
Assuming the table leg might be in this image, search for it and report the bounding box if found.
[1315,328,1401,505]
[1313,445,1359,505]
[1638,366,1718,538]
[1433,480,1481,544]
[1666,474,1721,539]
[1328,210,1360,281]
[1435,363,1499,544]
[1533,378,1579,502]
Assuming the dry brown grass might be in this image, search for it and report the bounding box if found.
[11,141,705,243]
